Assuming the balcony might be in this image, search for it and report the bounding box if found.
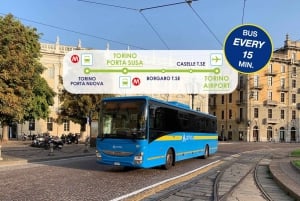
[235,117,244,124]
[264,100,278,106]
[236,84,245,91]
[263,118,279,124]
[235,99,245,105]
[209,103,217,109]
[264,70,277,76]
[250,84,263,90]
[277,86,289,92]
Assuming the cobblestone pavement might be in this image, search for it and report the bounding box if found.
[0,141,299,201]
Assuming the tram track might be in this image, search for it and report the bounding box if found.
[254,159,294,201]
[141,150,294,201]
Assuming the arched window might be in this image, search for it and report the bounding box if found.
[267,126,273,141]
[279,127,285,142]
[291,127,296,142]
[253,126,259,142]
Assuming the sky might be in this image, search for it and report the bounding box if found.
[1,0,300,50]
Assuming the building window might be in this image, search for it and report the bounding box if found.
[239,91,243,102]
[228,94,232,103]
[267,76,272,86]
[196,107,200,112]
[47,66,55,79]
[229,109,232,119]
[268,109,272,119]
[221,95,225,104]
[292,67,297,76]
[221,110,224,120]
[292,110,296,120]
[254,108,258,118]
[268,91,272,100]
[63,120,70,132]
[291,52,296,63]
[292,94,296,104]
[253,90,258,101]
[280,110,285,120]
[239,108,243,120]
[281,65,285,73]
[292,80,296,88]
[239,75,244,86]
[254,75,259,87]
[47,117,53,131]
[280,78,285,88]
[268,64,273,73]
[280,93,285,103]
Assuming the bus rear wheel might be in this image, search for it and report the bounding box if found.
[163,149,174,170]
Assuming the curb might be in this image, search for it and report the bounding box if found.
[269,160,300,201]
[0,152,95,167]
[290,160,300,174]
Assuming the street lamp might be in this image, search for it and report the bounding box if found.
[188,94,198,110]
[247,120,251,142]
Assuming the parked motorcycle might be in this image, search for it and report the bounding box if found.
[62,133,79,144]
[31,133,63,150]
[31,134,46,148]
[47,136,63,150]
[22,133,33,141]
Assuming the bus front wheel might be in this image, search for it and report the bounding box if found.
[202,145,209,159]
[163,149,174,170]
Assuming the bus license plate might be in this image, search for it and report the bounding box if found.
[114,162,120,166]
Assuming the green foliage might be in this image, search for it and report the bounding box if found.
[58,76,114,125]
[292,160,300,169]
[0,14,55,127]
[24,76,55,120]
[291,149,300,157]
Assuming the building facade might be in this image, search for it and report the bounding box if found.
[209,35,300,142]
[3,38,209,140]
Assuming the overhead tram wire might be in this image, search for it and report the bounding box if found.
[77,0,222,49]
[185,3,223,47]
[139,0,199,12]
[77,0,138,11]
[139,11,170,50]
[138,0,199,50]
[0,13,146,50]
[77,0,193,49]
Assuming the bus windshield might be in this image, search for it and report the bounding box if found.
[99,99,147,139]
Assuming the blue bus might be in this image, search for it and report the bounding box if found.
[96,96,218,169]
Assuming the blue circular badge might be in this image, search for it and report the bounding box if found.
[224,24,273,73]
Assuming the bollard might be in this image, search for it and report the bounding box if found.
[48,142,54,156]
[0,145,3,160]
[83,139,89,153]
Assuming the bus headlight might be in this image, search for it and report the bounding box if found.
[134,152,143,164]
[96,150,102,160]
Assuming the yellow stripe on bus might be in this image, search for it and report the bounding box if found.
[147,155,165,161]
[193,136,218,140]
[156,136,182,141]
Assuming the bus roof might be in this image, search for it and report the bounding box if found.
[102,96,216,119]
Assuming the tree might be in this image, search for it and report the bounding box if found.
[24,76,55,121]
[0,14,55,141]
[58,77,114,132]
